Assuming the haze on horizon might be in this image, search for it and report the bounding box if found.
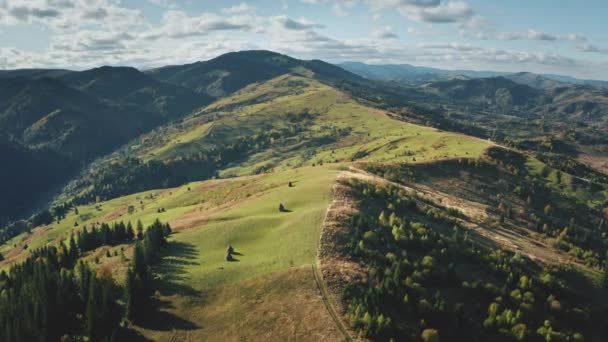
[0,0,607,80]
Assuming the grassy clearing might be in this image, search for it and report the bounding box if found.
[0,174,268,267]
[156,165,337,290]
[1,165,343,339]
[132,165,340,339]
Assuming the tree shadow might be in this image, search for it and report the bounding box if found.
[136,241,203,332]
[153,241,201,297]
[205,216,240,224]
[113,327,155,341]
[136,297,200,331]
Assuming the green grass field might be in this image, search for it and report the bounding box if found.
[119,74,491,179]
[137,165,342,340]
[0,74,498,340]
[0,165,344,339]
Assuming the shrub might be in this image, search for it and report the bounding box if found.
[421,329,439,342]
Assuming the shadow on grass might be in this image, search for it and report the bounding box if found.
[113,327,155,341]
[136,298,200,331]
[153,241,201,297]
[136,240,202,332]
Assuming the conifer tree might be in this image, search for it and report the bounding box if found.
[86,275,100,340]
[136,220,144,240]
[68,233,79,263]
[126,221,135,240]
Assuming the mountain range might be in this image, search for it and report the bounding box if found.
[339,61,608,88]
[1,50,607,341]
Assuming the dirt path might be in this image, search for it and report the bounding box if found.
[314,181,360,342]
[312,262,353,342]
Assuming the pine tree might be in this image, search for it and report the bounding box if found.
[68,233,79,263]
[136,220,144,240]
[126,221,135,240]
[79,226,89,251]
[124,268,137,321]
[133,242,146,280]
[86,276,100,340]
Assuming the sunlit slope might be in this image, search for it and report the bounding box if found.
[0,165,344,340]
[0,74,497,340]
[129,74,491,174]
[139,165,343,340]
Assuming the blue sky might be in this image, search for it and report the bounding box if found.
[0,0,606,80]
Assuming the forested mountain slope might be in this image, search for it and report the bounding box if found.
[0,50,607,342]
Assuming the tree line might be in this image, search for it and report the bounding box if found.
[0,218,171,341]
[341,179,608,341]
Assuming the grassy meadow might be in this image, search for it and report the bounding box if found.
[0,74,498,340]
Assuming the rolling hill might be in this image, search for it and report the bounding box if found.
[58,73,490,205]
[147,50,362,98]
[1,50,607,342]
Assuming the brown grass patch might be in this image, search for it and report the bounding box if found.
[138,266,343,341]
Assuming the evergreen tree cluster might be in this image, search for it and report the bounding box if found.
[0,219,171,341]
[75,221,136,253]
[341,179,608,341]
[125,219,171,322]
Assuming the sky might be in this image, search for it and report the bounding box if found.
[0,0,607,80]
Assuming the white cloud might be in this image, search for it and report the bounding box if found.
[577,44,608,55]
[300,0,358,16]
[222,2,256,15]
[461,28,589,44]
[273,15,323,30]
[0,1,606,80]
[0,0,144,30]
[400,0,473,23]
[301,0,472,22]
[147,0,177,8]
[142,11,253,40]
[371,26,398,40]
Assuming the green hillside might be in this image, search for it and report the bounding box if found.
[1,51,607,342]
[1,165,345,340]
[147,50,361,98]
[62,74,491,204]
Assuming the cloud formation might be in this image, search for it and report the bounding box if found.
[0,0,606,80]
[222,2,256,15]
[371,26,398,39]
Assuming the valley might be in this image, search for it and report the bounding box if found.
[0,50,607,342]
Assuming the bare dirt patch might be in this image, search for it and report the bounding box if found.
[317,176,368,341]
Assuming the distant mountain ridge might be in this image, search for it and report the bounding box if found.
[1,49,607,226]
[147,50,362,98]
[339,61,608,88]
[421,76,546,108]
[0,50,364,224]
